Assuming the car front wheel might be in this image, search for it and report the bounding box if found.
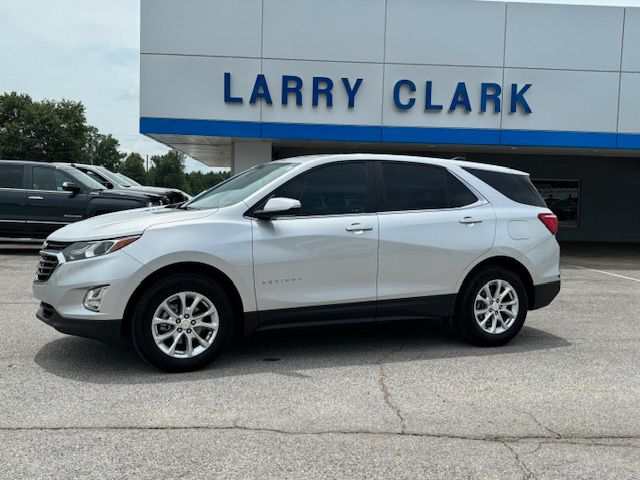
[131,274,234,372]
[454,267,528,347]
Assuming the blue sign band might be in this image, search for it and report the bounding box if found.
[140,117,637,150]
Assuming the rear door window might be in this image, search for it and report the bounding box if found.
[0,164,24,189]
[379,162,477,211]
[463,167,546,207]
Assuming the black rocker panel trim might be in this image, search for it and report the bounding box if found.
[255,294,456,331]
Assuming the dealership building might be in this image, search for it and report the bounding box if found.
[140,0,640,243]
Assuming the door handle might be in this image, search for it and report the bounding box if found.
[346,223,374,233]
[459,216,482,225]
[28,196,44,200]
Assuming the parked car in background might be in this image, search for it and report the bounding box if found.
[0,160,167,242]
[71,163,191,204]
[33,154,560,372]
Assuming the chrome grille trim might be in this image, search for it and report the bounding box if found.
[35,241,71,282]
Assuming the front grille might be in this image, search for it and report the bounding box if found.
[36,241,71,282]
[43,240,71,252]
[36,253,59,282]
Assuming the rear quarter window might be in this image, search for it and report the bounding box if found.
[463,167,546,208]
[0,164,24,189]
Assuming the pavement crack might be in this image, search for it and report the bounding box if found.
[2,426,640,448]
[512,408,561,438]
[376,339,407,434]
[378,363,406,434]
[502,441,536,480]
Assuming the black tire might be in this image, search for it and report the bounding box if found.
[454,266,528,347]
[131,273,234,372]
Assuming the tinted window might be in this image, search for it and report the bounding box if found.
[464,168,546,208]
[0,164,24,189]
[65,168,105,190]
[274,162,367,216]
[32,167,72,191]
[83,170,107,185]
[380,162,477,211]
[447,173,478,207]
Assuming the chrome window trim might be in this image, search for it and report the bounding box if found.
[0,187,26,192]
[376,198,488,216]
[0,219,26,223]
[26,189,75,194]
[26,220,71,225]
[246,211,376,221]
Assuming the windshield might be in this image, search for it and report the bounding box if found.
[94,166,125,186]
[116,173,141,187]
[186,162,296,210]
[66,168,106,190]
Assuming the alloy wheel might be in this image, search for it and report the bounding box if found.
[473,279,519,335]
[151,291,219,358]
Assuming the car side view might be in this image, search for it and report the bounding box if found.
[33,154,560,372]
[0,160,168,242]
[71,163,191,204]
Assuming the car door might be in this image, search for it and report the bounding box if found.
[26,165,89,237]
[0,163,27,238]
[251,161,378,326]
[375,161,496,317]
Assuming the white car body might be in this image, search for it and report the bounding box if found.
[33,154,560,368]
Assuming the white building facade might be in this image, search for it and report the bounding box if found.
[140,0,640,242]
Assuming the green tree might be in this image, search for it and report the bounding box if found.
[184,170,230,195]
[82,126,124,169]
[0,92,87,162]
[119,152,146,184]
[0,92,230,194]
[150,150,187,190]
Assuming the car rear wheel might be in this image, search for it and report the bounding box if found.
[454,267,528,347]
[131,274,234,372]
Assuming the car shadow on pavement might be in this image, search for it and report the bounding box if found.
[34,320,570,385]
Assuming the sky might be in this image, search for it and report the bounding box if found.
[1,0,640,172]
[0,0,221,172]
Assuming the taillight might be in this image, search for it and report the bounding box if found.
[538,213,558,235]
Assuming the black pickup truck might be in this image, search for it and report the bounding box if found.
[0,160,167,242]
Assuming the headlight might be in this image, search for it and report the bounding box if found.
[62,236,140,262]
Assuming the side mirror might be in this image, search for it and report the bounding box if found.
[253,197,301,219]
[62,182,81,195]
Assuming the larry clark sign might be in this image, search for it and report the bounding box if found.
[224,72,533,114]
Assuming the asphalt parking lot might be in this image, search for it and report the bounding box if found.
[1,244,639,479]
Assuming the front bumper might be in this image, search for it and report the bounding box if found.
[32,249,150,321]
[531,280,561,310]
[37,302,122,343]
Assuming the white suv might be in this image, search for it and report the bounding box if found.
[33,154,560,372]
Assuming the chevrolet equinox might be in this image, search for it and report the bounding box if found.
[33,154,561,372]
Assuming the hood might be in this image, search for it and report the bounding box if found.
[120,185,192,201]
[48,206,216,242]
[122,185,175,195]
[94,188,163,201]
